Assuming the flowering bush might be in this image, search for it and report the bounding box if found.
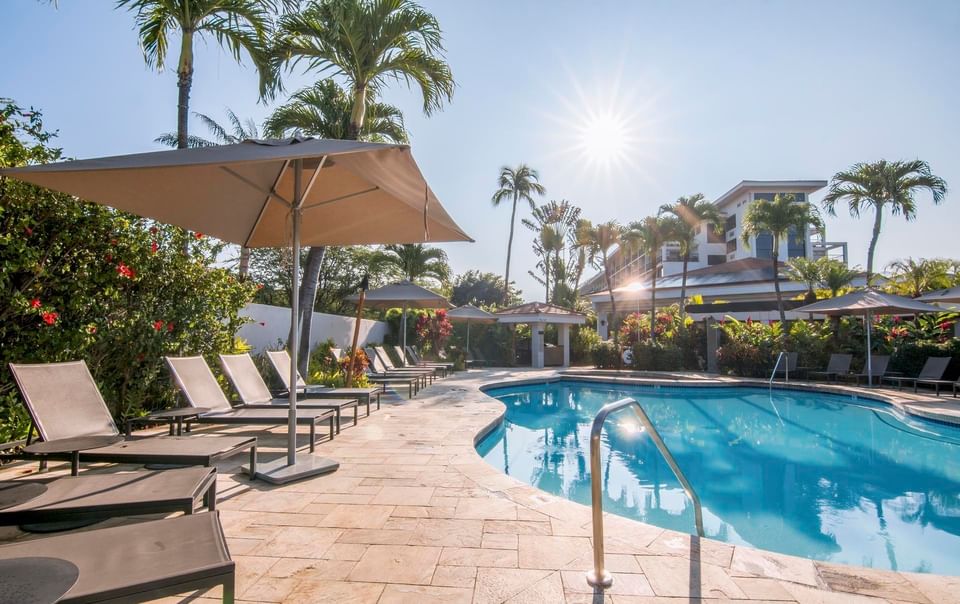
[0,101,254,440]
[414,309,453,354]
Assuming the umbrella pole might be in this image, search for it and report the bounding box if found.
[866,311,873,386]
[346,290,366,388]
[402,301,408,356]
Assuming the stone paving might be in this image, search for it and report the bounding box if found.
[2,368,959,603]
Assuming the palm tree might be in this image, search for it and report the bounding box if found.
[155,108,261,276]
[522,200,581,304]
[784,257,822,303]
[263,79,407,142]
[118,0,274,150]
[625,215,682,344]
[370,243,450,286]
[657,193,724,321]
[886,257,953,298]
[576,219,626,337]
[822,160,947,283]
[492,165,546,295]
[820,259,859,298]
[273,0,455,372]
[741,194,823,324]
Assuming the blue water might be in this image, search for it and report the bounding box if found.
[477,380,960,574]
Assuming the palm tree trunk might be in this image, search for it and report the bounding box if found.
[176,30,194,150]
[238,246,251,279]
[297,246,326,375]
[866,206,883,285]
[772,251,786,324]
[504,195,518,295]
[544,256,550,302]
[650,271,657,345]
[603,251,617,337]
[679,256,689,323]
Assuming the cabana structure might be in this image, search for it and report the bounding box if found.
[495,302,586,368]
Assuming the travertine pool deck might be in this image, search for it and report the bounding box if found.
[2,368,959,603]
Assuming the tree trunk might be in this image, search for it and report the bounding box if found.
[544,256,550,302]
[348,86,367,139]
[238,246,251,279]
[650,270,658,345]
[679,256,689,323]
[176,30,194,150]
[772,251,786,324]
[866,205,883,285]
[297,246,326,375]
[603,251,617,336]
[504,195,518,295]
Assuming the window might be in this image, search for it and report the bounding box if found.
[755,232,774,259]
[708,255,726,266]
[726,239,737,254]
[725,215,736,232]
[788,226,806,258]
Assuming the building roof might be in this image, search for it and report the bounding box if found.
[494,302,586,324]
[713,180,828,209]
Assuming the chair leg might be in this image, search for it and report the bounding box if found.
[222,574,235,604]
[310,423,316,452]
[353,404,358,427]
[206,478,217,512]
[334,408,341,435]
[329,417,334,441]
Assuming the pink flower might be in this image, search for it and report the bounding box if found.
[149,226,158,235]
[116,262,136,279]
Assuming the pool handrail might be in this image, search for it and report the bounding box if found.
[586,397,705,589]
[770,351,790,385]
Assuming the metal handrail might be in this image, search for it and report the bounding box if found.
[769,351,789,385]
[587,398,704,589]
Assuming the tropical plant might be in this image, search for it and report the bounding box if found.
[625,215,683,343]
[886,257,955,298]
[819,258,859,298]
[784,257,822,302]
[414,308,453,353]
[657,193,724,320]
[370,243,450,286]
[492,164,546,294]
[262,79,406,142]
[575,219,626,336]
[117,0,274,150]
[522,199,583,305]
[822,160,947,283]
[156,108,260,276]
[272,0,455,371]
[740,193,823,324]
[449,271,520,308]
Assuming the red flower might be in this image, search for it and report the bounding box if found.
[30,298,41,309]
[746,317,753,325]
[104,253,113,263]
[24,226,33,236]
[194,232,203,240]
[151,241,158,254]
[110,238,117,246]
[149,226,158,235]
[166,322,175,332]
[152,320,164,331]
[116,262,136,279]
[41,311,58,325]
[136,353,145,362]
[939,321,953,331]
[893,316,901,324]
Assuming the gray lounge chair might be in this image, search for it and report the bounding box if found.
[0,466,217,527]
[398,345,452,376]
[0,511,235,603]
[470,346,495,367]
[219,353,359,432]
[165,356,335,451]
[369,347,435,384]
[8,361,257,476]
[884,357,952,393]
[841,355,892,387]
[264,349,382,411]
[808,354,853,382]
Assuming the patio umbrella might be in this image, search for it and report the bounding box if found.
[344,280,451,354]
[1,137,471,484]
[794,288,941,385]
[918,286,960,305]
[447,304,498,352]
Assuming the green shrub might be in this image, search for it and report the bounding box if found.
[571,326,601,364]
[592,341,620,369]
[717,318,783,377]
[631,341,683,371]
[890,339,960,378]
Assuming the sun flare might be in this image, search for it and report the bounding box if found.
[577,109,631,167]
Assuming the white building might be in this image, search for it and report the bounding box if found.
[579,180,857,338]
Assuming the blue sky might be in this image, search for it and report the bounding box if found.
[4,1,959,300]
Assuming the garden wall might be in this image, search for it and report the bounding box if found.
[237,303,389,354]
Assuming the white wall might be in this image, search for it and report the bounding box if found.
[237,303,390,354]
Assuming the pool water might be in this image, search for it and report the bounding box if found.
[476,381,960,575]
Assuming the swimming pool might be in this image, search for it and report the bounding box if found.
[476,380,960,575]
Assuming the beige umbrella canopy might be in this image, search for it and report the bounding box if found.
[795,288,942,384]
[345,280,451,352]
[1,137,471,484]
[447,304,498,351]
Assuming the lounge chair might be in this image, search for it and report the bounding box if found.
[807,354,853,382]
[884,357,952,393]
[165,356,336,451]
[0,466,217,527]
[840,355,893,387]
[399,345,452,375]
[914,360,958,396]
[0,512,235,603]
[264,349,382,411]
[470,346,495,367]
[8,361,257,476]
[369,347,435,384]
[219,353,359,432]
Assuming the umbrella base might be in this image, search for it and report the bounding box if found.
[242,455,339,485]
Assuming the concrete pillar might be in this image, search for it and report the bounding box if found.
[531,322,545,369]
[559,324,570,367]
[706,317,719,374]
[597,314,609,340]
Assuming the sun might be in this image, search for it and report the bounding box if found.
[577,109,631,167]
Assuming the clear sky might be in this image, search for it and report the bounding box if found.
[4,1,959,301]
